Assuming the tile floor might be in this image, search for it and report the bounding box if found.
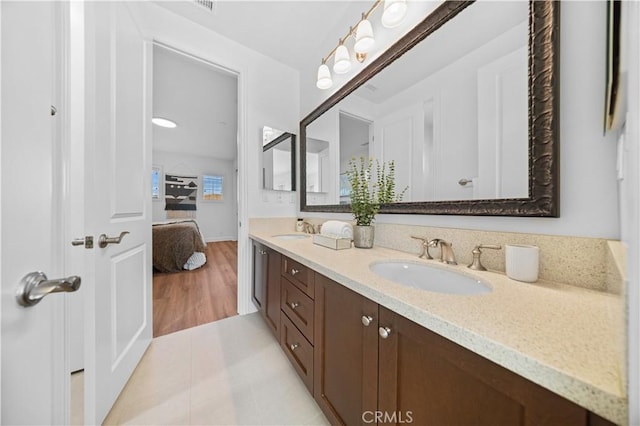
[75,313,329,425]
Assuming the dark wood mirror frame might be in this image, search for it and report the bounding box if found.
[300,1,560,217]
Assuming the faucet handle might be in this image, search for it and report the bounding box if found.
[468,244,502,271]
[410,236,433,260]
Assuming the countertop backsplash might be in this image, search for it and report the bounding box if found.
[252,217,626,295]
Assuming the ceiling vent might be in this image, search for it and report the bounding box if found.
[364,83,378,92]
[194,0,216,13]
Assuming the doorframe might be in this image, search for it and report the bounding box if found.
[54,2,72,424]
[0,3,4,420]
[147,40,250,315]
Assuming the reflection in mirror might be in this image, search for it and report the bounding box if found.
[305,138,329,193]
[262,126,296,191]
[302,0,561,217]
[305,1,528,206]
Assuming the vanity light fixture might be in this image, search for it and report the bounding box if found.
[354,17,375,54]
[316,62,333,89]
[315,0,407,90]
[333,44,352,74]
[151,117,177,128]
[381,0,408,28]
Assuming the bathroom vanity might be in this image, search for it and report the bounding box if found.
[250,220,625,425]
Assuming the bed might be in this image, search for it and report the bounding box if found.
[152,220,207,273]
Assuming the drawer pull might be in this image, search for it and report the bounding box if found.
[290,343,300,351]
[379,326,392,339]
[290,268,300,276]
[259,249,267,255]
[361,315,373,326]
[289,301,300,310]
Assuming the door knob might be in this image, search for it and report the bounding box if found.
[379,326,392,339]
[16,271,81,307]
[361,315,374,326]
[98,231,129,248]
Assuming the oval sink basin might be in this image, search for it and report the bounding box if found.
[370,261,491,295]
[272,234,310,240]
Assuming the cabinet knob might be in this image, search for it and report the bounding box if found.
[361,315,374,326]
[379,326,392,339]
[289,302,300,310]
[290,268,300,276]
[290,343,299,351]
[259,249,267,255]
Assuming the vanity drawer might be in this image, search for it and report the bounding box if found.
[281,277,314,344]
[280,313,313,393]
[281,256,314,298]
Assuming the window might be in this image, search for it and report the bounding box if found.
[152,166,162,200]
[202,174,223,201]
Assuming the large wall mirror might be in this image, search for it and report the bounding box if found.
[263,126,296,191]
[300,1,559,216]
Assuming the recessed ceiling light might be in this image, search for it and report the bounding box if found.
[152,117,177,128]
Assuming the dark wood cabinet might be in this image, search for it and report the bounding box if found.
[250,244,615,426]
[314,273,378,426]
[377,306,588,426]
[314,272,613,426]
[251,241,281,338]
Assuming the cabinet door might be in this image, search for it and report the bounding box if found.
[377,306,587,426]
[251,241,267,312]
[264,248,281,336]
[314,274,378,426]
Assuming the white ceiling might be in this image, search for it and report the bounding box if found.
[154,1,371,72]
[153,45,238,159]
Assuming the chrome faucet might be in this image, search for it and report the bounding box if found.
[467,244,502,271]
[302,221,317,234]
[410,236,435,259]
[429,239,457,265]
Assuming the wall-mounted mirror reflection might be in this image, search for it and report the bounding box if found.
[304,1,532,207]
[262,126,296,191]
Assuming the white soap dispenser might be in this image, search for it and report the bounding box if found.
[296,218,304,232]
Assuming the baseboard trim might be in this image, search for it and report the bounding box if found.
[205,236,238,243]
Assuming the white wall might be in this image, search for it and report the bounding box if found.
[300,1,620,240]
[152,150,237,242]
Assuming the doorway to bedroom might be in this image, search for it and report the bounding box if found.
[151,44,239,337]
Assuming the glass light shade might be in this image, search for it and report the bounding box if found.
[316,64,333,90]
[333,45,352,74]
[381,0,407,28]
[354,19,375,53]
[151,117,177,128]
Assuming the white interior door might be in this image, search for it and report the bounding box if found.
[1,2,70,424]
[81,2,152,424]
[477,46,528,199]
[373,104,421,201]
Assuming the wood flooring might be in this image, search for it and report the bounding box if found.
[153,241,238,337]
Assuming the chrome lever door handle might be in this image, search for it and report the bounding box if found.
[98,231,129,248]
[16,272,81,307]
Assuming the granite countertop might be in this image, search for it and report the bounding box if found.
[249,219,627,425]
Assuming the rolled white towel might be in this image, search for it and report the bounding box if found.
[320,220,353,239]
